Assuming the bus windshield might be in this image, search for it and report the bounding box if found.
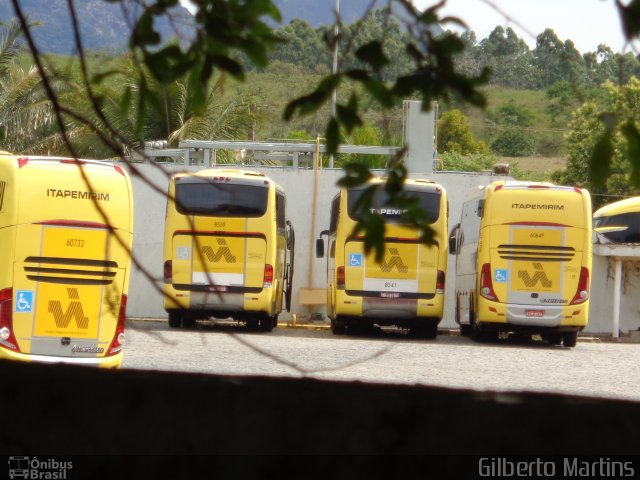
[347,187,441,224]
[175,181,268,217]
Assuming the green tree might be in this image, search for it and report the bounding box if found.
[0,20,54,153]
[487,101,536,156]
[478,26,536,88]
[552,77,640,206]
[437,109,488,155]
[533,29,586,88]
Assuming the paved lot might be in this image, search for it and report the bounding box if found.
[122,319,640,402]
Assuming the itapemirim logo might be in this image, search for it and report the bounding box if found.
[201,238,237,263]
[8,456,72,479]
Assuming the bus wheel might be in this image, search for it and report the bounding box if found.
[460,324,471,337]
[272,315,279,328]
[246,318,259,330]
[331,317,346,335]
[168,311,182,328]
[562,331,578,348]
[259,315,274,332]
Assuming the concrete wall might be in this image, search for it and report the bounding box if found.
[589,255,640,334]
[124,163,640,335]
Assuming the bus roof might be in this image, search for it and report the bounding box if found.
[593,196,640,218]
[173,168,284,192]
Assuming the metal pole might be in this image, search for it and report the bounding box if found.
[612,258,622,338]
[329,0,339,169]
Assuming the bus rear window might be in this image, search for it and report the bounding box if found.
[347,188,441,224]
[175,181,268,217]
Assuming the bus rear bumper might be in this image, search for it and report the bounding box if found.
[478,299,588,329]
[0,349,122,368]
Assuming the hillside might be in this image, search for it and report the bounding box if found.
[1,0,193,54]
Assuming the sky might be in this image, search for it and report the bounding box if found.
[179,0,637,54]
[425,0,634,54]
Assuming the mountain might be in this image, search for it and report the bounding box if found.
[271,0,442,36]
[1,0,193,55]
[272,0,390,26]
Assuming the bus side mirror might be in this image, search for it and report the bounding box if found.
[316,238,325,258]
[477,199,484,218]
[449,224,460,255]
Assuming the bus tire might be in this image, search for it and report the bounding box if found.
[460,324,471,337]
[259,315,274,332]
[272,315,279,328]
[246,318,259,330]
[562,331,578,348]
[168,311,182,328]
[331,317,346,335]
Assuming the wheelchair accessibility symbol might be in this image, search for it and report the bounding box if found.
[15,291,33,313]
[348,254,363,267]
[494,269,508,283]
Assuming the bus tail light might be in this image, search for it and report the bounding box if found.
[436,270,445,294]
[164,260,172,284]
[337,266,345,290]
[0,288,19,352]
[263,264,273,288]
[480,263,498,301]
[107,295,127,356]
[570,267,590,305]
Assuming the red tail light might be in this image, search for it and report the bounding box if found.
[570,267,590,305]
[336,266,345,290]
[164,260,173,284]
[480,263,498,301]
[106,295,127,356]
[263,264,273,288]
[0,288,19,352]
[436,270,445,294]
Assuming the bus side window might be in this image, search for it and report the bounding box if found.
[276,192,286,232]
[329,195,340,233]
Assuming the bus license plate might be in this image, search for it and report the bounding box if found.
[380,292,400,298]
[525,310,544,318]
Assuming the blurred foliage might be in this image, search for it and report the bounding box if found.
[551,77,640,207]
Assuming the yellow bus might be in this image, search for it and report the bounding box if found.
[593,196,640,243]
[316,177,448,338]
[0,154,133,367]
[163,168,294,331]
[449,181,592,347]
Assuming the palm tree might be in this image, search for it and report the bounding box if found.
[0,20,56,153]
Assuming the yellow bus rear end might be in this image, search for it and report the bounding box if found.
[0,155,133,367]
[451,181,592,347]
[317,178,448,338]
[163,169,293,331]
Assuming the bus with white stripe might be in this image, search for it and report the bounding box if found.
[449,181,592,347]
[316,177,448,338]
[163,169,294,331]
